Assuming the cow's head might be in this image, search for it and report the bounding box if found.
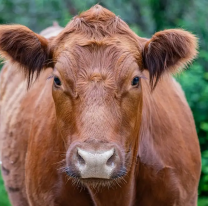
[0,5,197,187]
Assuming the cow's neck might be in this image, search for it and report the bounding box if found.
[87,159,137,206]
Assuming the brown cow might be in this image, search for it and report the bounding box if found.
[0,5,201,206]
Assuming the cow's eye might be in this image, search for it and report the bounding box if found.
[54,76,62,87]
[132,76,140,86]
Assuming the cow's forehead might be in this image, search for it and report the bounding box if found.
[54,32,141,56]
[51,5,146,79]
[54,37,141,81]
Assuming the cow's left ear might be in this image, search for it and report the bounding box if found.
[142,29,198,89]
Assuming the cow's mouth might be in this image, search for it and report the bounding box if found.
[64,166,127,188]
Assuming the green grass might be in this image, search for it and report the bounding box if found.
[0,172,207,206]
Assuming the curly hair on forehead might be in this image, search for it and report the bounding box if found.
[56,4,137,41]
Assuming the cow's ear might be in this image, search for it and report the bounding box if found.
[0,25,53,85]
[142,29,198,89]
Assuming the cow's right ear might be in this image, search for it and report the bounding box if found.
[0,25,53,84]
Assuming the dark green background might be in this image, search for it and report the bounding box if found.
[0,0,208,205]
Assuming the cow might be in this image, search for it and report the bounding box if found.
[0,5,201,206]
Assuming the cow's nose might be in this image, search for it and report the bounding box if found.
[75,148,116,179]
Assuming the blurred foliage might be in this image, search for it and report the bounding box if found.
[0,0,208,205]
[0,171,10,206]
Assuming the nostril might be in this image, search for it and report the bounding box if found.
[77,151,85,165]
[106,151,116,167]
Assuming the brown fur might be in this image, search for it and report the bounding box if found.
[0,25,51,85]
[0,5,201,206]
[143,29,198,88]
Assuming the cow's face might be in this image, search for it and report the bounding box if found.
[51,37,144,183]
[0,5,197,187]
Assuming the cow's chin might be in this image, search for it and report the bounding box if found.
[80,177,127,189]
[68,176,127,190]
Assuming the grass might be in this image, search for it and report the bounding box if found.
[0,172,207,206]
